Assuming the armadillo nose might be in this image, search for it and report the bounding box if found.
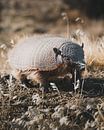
[74,61,85,71]
[78,62,85,71]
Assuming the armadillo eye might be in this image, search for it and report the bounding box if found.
[53,48,61,55]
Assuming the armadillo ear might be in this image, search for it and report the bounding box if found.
[81,43,84,48]
[53,48,61,55]
[53,48,62,63]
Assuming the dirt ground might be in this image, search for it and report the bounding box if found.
[0,74,104,130]
[0,0,104,130]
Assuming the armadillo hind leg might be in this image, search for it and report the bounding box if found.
[28,71,50,98]
[20,75,36,88]
[11,70,31,87]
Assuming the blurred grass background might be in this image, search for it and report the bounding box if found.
[0,0,104,42]
[0,0,104,71]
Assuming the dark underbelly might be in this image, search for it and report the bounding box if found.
[20,64,72,83]
[39,64,72,80]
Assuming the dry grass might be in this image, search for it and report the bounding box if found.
[69,29,104,69]
[0,30,104,75]
[3,31,104,90]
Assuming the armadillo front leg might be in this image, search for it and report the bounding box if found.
[40,82,50,98]
[72,69,81,92]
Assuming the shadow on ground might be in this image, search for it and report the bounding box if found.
[1,74,104,97]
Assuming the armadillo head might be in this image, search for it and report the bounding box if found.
[53,42,85,71]
[53,42,85,84]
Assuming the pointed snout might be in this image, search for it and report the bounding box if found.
[76,62,86,71]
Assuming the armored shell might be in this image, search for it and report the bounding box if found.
[8,35,84,71]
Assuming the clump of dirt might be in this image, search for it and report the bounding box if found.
[0,73,104,130]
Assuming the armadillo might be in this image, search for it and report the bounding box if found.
[8,35,85,93]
